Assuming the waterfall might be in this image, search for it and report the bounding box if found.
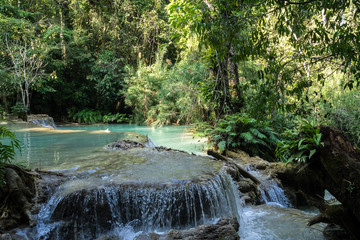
[34,169,241,240]
[31,119,57,129]
[245,167,292,208]
[259,180,292,207]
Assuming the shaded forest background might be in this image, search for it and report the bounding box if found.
[1,0,360,161]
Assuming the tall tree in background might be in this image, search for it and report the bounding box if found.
[168,0,256,116]
[5,36,47,112]
[0,0,49,113]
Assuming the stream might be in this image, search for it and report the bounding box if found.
[5,121,325,240]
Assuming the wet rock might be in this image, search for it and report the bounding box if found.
[105,139,146,150]
[154,146,187,153]
[95,236,122,240]
[236,178,262,205]
[224,164,240,181]
[27,114,56,128]
[268,162,325,208]
[323,224,352,240]
[135,217,240,240]
[0,165,69,237]
[237,178,256,192]
[255,160,270,170]
[226,150,325,208]
[0,233,12,240]
[133,233,161,240]
[105,133,156,150]
[0,233,27,240]
[165,217,239,240]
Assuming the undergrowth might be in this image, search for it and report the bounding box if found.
[203,113,280,161]
[275,119,324,163]
[0,125,21,185]
[69,109,130,124]
[199,113,325,163]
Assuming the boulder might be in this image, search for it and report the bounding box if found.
[134,217,240,240]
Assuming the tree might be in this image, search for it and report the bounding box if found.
[5,36,47,112]
[168,0,251,116]
[87,50,126,112]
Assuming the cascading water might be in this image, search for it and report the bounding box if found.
[259,180,292,207]
[245,167,292,207]
[34,170,240,239]
[31,119,57,129]
[238,166,325,240]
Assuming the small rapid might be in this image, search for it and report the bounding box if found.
[27,115,57,129]
[238,166,325,240]
[259,180,292,207]
[245,167,292,207]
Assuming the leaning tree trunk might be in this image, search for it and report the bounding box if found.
[308,127,360,239]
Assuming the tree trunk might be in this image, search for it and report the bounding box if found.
[227,44,242,111]
[308,127,360,239]
[214,51,232,115]
[60,8,66,59]
[1,94,8,111]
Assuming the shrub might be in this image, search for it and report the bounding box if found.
[205,113,280,161]
[11,102,27,120]
[325,91,360,147]
[103,113,130,123]
[71,109,103,124]
[0,125,21,185]
[69,109,130,124]
[275,119,324,163]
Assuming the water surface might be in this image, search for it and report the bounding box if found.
[6,122,207,170]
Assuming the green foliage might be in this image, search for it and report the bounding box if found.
[69,109,129,124]
[102,113,130,124]
[70,109,103,124]
[205,113,280,160]
[168,0,254,114]
[0,105,5,117]
[276,120,324,163]
[124,50,211,126]
[325,91,360,147]
[11,102,27,120]
[86,50,126,112]
[0,125,20,185]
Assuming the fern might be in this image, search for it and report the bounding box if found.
[203,113,281,160]
[275,120,324,163]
